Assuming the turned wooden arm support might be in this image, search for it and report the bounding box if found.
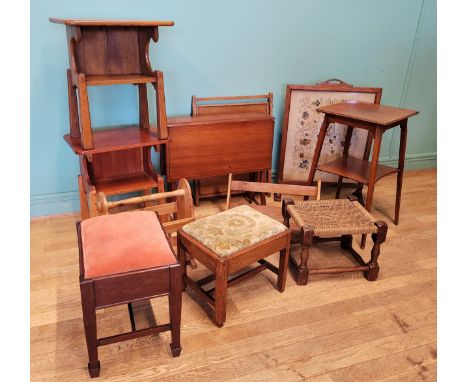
[96,178,194,219]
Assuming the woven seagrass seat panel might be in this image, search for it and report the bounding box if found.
[181,205,288,257]
[287,199,378,236]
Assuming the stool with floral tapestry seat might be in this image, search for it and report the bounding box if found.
[177,205,291,327]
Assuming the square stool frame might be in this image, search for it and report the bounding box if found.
[76,220,182,378]
[282,196,388,285]
[177,229,291,328]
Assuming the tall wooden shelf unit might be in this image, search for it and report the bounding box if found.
[50,18,174,219]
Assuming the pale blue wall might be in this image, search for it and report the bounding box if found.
[30,0,436,216]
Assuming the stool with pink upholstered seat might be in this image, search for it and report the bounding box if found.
[76,210,183,378]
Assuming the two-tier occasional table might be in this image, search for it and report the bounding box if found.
[308,102,418,245]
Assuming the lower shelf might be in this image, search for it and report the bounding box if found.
[95,172,158,196]
[317,157,398,185]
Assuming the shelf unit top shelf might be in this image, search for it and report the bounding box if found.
[317,156,398,185]
[49,18,174,27]
[64,125,169,155]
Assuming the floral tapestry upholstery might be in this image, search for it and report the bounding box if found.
[181,205,288,257]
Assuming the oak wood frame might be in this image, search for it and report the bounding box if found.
[76,214,182,378]
[189,93,274,205]
[277,79,382,186]
[177,227,291,327]
[282,196,388,286]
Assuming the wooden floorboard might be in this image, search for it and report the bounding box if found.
[30,169,437,381]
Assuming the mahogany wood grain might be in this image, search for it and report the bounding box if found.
[49,18,175,27]
[316,102,419,126]
[166,113,274,182]
[107,27,140,74]
[63,125,168,155]
[81,27,108,75]
[94,173,158,196]
[190,94,274,203]
[317,156,398,185]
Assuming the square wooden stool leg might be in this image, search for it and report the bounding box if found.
[214,262,229,327]
[169,266,182,356]
[277,247,290,292]
[79,280,100,378]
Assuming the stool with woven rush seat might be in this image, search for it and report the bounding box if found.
[177,205,291,327]
[282,196,388,285]
[76,211,182,377]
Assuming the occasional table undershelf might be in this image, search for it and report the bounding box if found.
[64,125,169,155]
[317,157,398,185]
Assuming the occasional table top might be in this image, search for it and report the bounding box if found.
[49,18,174,27]
[317,102,418,126]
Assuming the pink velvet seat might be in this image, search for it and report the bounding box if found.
[76,210,183,377]
[80,211,177,278]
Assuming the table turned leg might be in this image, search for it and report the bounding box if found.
[307,116,330,188]
[336,125,354,199]
[214,262,228,327]
[361,127,383,248]
[353,130,374,205]
[395,120,408,225]
[364,221,388,281]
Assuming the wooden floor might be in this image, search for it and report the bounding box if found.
[30,169,436,381]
